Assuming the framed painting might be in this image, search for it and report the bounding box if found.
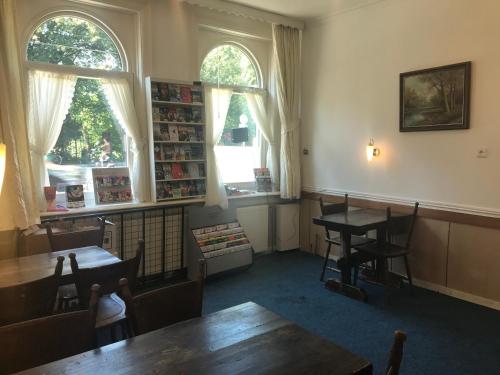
[400,62,471,132]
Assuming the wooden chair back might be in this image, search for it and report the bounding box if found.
[70,239,144,307]
[0,256,64,326]
[320,194,349,240]
[119,259,206,336]
[46,217,106,252]
[386,330,407,375]
[387,202,419,248]
[319,194,348,216]
[0,284,100,374]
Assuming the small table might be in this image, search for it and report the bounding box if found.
[19,302,373,375]
[0,246,120,287]
[313,208,397,300]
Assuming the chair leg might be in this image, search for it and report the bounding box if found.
[383,259,391,304]
[403,255,414,295]
[353,266,359,286]
[320,242,332,282]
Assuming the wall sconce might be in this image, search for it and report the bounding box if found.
[366,138,380,161]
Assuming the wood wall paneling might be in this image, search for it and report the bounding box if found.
[447,223,500,302]
[391,218,449,287]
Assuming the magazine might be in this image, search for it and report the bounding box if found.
[180,86,192,103]
[65,185,85,208]
[168,125,179,141]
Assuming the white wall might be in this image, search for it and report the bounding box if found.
[301,0,500,212]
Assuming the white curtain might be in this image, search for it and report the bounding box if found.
[204,87,232,209]
[272,23,302,199]
[27,70,77,208]
[244,92,278,188]
[0,0,40,230]
[102,78,148,202]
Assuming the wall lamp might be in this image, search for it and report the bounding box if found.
[366,138,380,161]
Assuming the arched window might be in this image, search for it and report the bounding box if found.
[26,15,131,206]
[200,44,265,185]
[27,15,124,71]
[200,44,259,87]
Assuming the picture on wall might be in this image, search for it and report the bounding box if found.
[400,62,471,132]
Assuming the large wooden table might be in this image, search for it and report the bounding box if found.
[0,246,120,287]
[313,208,401,300]
[19,302,373,375]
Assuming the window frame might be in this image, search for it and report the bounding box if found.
[200,41,268,186]
[199,41,265,93]
[24,11,130,80]
[24,11,134,206]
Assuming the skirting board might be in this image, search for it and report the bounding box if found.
[413,278,500,312]
[320,253,500,311]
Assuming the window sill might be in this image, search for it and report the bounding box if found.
[40,191,282,219]
[40,198,205,219]
[227,191,281,200]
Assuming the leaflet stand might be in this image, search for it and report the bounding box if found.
[187,206,253,280]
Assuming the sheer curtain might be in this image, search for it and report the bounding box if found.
[272,23,302,199]
[0,0,40,229]
[102,78,148,202]
[244,92,278,187]
[27,69,77,208]
[205,87,232,209]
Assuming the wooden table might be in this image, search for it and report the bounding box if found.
[313,208,400,300]
[0,246,120,287]
[19,302,373,375]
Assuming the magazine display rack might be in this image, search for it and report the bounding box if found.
[146,77,207,202]
[187,206,253,279]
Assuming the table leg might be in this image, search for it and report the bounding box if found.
[375,227,387,282]
[341,230,352,284]
[325,230,367,302]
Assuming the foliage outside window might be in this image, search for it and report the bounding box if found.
[28,16,123,71]
[200,44,262,183]
[27,16,126,192]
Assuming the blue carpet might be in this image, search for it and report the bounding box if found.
[203,251,500,375]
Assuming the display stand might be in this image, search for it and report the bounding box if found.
[145,77,207,202]
[187,206,253,280]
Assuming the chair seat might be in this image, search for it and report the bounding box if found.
[326,235,376,247]
[95,293,127,329]
[355,242,409,258]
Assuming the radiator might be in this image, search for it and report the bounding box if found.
[236,205,269,253]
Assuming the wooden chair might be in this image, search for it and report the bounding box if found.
[118,259,206,336]
[386,330,407,375]
[46,217,106,252]
[69,239,144,340]
[319,194,376,281]
[0,256,63,327]
[46,217,107,310]
[354,202,419,295]
[0,284,100,374]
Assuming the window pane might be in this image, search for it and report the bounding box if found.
[47,78,127,191]
[27,16,123,71]
[218,94,256,146]
[200,45,258,87]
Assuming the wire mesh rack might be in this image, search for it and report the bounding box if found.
[41,205,188,286]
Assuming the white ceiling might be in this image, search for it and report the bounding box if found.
[221,0,382,20]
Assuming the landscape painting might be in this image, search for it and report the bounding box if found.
[400,62,471,132]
